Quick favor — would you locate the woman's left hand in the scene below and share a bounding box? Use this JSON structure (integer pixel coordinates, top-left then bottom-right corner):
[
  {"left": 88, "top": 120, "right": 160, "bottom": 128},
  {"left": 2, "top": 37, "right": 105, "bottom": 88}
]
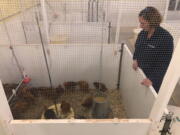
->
[{"left": 141, "top": 78, "right": 152, "bottom": 87}]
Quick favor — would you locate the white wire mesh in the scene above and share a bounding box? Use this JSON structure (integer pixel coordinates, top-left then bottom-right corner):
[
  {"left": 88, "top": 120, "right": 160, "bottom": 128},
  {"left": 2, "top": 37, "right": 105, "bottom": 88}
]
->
[{"left": 0, "top": 0, "right": 179, "bottom": 120}]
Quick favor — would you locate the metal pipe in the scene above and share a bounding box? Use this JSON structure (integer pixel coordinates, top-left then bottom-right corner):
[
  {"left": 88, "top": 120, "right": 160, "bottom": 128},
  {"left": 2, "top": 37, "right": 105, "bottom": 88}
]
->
[
  {"left": 35, "top": 12, "right": 58, "bottom": 114},
  {"left": 92, "top": 0, "right": 94, "bottom": 22},
  {"left": 8, "top": 79, "right": 24, "bottom": 102},
  {"left": 97, "top": 0, "right": 99, "bottom": 22},
  {"left": 108, "top": 22, "right": 111, "bottom": 44},
  {"left": 21, "top": 22, "right": 28, "bottom": 44},
  {"left": 117, "top": 43, "right": 124, "bottom": 89},
  {"left": 88, "top": 0, "right": 90, "bottom": 22},
  {"left": 40, "top": 0, "right": 50, "bottom": 43},
  {"left": 35, "top": 12, "right": 53, "bottom": 89}
]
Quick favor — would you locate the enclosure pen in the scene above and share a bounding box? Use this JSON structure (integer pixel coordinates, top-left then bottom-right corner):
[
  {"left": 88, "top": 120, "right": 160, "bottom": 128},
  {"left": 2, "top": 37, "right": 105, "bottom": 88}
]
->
[{"left": 0, "top": 0, "right": 180, "bottom": 135}]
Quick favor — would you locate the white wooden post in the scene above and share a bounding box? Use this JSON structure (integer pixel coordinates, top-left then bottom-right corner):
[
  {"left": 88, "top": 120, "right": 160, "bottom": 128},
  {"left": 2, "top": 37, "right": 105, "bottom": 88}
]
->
[
  {"left": 40, "top": 0, "right": 50, "bottom": 43},
  {"left": 163, "top": 0, "right": 170, "bottom": 22},
  {"left": 115, "top": 9, "right": 122, "bottom": 44},
  {"left": 0, "top": 80, "right": 13, "bottom": 135},
  {"left": 149, "top": 39, "right": 180, "bottom": 121}
]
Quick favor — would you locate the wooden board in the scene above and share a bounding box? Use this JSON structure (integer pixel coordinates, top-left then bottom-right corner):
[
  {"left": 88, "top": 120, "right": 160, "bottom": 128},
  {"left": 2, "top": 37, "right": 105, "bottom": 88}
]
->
[
  {"left": 120, "top": 45, "right": 157, "bottom": 118},
  {"left": 11, "top": 119, "right": 151, "bottom": 135}
]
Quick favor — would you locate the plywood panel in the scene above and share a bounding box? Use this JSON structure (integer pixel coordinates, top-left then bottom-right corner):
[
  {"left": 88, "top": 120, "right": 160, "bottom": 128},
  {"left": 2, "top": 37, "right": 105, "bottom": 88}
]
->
[
  {"left": 0, "top": 46, "right": 21, "bottom": 84},
  {"left": 120, "top": 45, "right": 157, "bottom": 118},
  {"left": 11, "top": 119, "right": 151, "bottom": 135},
  {"left": 0, "top": 44, "right": 119, "bottom": 88},
  {"left": 0, "top": 0, "right": 38, "bottom": 20},
  {"left": 47, "top": 44, "right": 119, "bottom": 88},
  {"left": 49, "top": 22, "right": 109, "bottom": 44},
  {"left": 0, "top": 81, "right": 13, "bottom": 135},
  {"left": 13, "top": 45, "right": 50, "bottom": 87}
]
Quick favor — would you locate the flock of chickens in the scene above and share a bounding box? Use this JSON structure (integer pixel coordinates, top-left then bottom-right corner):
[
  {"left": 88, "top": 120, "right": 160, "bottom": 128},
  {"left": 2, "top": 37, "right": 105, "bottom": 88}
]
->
[{"left": 4, "top": 81, "right": 108, "bottom": 119}]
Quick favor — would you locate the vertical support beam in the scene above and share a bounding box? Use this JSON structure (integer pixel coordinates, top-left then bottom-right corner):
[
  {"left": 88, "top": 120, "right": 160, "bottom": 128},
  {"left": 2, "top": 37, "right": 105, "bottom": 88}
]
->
[
  {"left": 117, "top": 43, "right": 124, "bottom": 89},
  {"left": 149, "top": 39, "right": 180, "bottom": 122},
  {"left": 115, "top": 9, "right": 122, "bottom": 44},
  {"left": 163, "top": 0, "right": 170, "bottom": 22},
  {"left": 0, "top": 81, "right": 13, "bottom": 135},
  {"left": 18, "top": 0, "right": 25, "bottom": 21},
  {"left": 40, "top": 0, "right": 50, "bottom": 43}
]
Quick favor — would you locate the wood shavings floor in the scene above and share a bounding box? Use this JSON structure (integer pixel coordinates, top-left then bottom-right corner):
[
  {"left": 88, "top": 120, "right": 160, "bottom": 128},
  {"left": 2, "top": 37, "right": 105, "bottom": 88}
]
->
[{"left": 3, "top": 84, "right": 127, "bottom": 119}]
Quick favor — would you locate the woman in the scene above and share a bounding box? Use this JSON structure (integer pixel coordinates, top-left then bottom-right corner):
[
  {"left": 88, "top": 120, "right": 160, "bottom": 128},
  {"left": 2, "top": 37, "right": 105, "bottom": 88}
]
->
[{"left": 133, "top": 7, "right": 174, "bottom": 93}]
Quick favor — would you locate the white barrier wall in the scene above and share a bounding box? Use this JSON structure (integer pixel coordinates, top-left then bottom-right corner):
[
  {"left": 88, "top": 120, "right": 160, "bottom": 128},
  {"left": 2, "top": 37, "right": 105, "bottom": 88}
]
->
[
  {"left": 48, "top": 44, "right": 119, "bottom": 88},
  {"left": 0, "top": 44, "right": 157, "bottom": 118},
  {"left": 120, "top": 45, "right": 157, "bottom": 118},
  {"left": 0, "top": 46, "right": 21, "bottom": 83},
  {"left": 10, "top": 119, "right": 151, "bottom": 135},
  {"left": 0, "top": 44, "right": 120, "bottom": 88},
  {"left": 0, "top": 81, "right": 13, "bottom": 135},
  {"left": 49, "top": 22, "right": 109, "bottom": 44}
]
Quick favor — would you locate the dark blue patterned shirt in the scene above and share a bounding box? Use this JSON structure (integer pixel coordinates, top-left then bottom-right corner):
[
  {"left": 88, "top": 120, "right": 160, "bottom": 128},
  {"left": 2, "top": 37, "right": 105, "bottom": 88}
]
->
[{"left": 133, "top": 26, "right": 174, "bottom": 92}]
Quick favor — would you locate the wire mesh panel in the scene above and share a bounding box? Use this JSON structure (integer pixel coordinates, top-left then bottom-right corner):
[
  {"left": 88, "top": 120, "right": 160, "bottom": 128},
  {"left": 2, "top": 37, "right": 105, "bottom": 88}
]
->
[
  {"left": 49, "top": 22, "right": 109, "bottom": 44},
  {"left": 0, "top": 0, "right": 179, "bottom": 121}
]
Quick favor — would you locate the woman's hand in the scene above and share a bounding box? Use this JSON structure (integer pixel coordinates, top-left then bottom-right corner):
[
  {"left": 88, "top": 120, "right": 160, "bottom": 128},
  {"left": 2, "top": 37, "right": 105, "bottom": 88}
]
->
[
  {"left": 132, "top": 60, "right": 138, "bottom": 70},
  {"left": 141, "top": 78, "right": 152, "bottom": 87}
]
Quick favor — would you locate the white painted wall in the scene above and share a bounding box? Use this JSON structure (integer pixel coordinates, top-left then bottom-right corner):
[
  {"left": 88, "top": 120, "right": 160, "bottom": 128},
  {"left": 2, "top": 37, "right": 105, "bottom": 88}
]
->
[
  {"left": 106, "top": 0, "right": 148, "bottom": 27},
  {"left": 120, "top": 45, "right": 157, "bottom": 118},
  {"left": 0, "top": 81, "right": 13, "bottom": 135},
  {"left": 48, "top": 44, "right": 119, "bottom": 88},
  {"left": 10, "top": 119, "right": 151, "bottom": 135},
  {"left": 0, "top": 44, "right": 157, "bottom": 119},
  {"left": 0, "top": 0, "right": 170, "bottom": 45},
  {"left": 49, "top": 22, "right": 109, "bottom": 44},
  {"left": 147, "top": 0, "right": 168, "bottom": 16},
  {"left": 0, "top": 44, "right": 120, "bottom": 88}
]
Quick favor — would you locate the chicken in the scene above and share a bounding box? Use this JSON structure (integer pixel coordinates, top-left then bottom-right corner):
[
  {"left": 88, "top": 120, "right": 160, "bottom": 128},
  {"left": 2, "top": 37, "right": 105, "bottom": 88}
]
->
[
  {"left": 49, "top": 85, "right": 64, "bottom": 100},
  {"left": 11, "top": 100, "right": 29, "bottom": 114},
  {"left": 55, "top": 84, "right": 64, "bottom": 96},
  {"left": 78, "top": 81, "right": 89, "bottom": 92},
  {"left": 17, "top": 87, "right": 35, "bottom": 102},
  {"left": 29, "top": 87, "right": 47, "bottom": 97},
  {"left": 63, "top": 82, "right": 77, "bottom": 92},
  {"left": 61, "top": 101, "right": 71, "bottom": 114},
  {"left": 81, "top": 96, "right": 93, "bottom": 109},
  {"left": 93, "top": 82, "right": 107, "bottom": 92}
]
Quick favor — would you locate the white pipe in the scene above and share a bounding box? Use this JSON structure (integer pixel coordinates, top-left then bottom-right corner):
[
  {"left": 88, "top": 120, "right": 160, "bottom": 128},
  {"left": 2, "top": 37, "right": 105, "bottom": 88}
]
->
[
  {"left": 0, "top": 81, "right": 13, "bottom": 135},
  {"left": 149, "top": 38, "right": 180, "bottom": 122},
  {"left": 40, "top": 0, "right": 50, "bottom": 43},
  {"left": 164, "top": 0, "right": 170, "bottom": 22},
  {"left": 8, "top": 79, "right": 24, "bottom": 103},
  {"left": 115, "top": 9, "right": 122, "bottom": 44}
]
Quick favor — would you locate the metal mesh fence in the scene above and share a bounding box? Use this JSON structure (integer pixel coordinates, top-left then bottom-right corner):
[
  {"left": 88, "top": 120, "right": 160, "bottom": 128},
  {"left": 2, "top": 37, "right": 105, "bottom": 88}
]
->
[{"left": 0, "top": 0, "right": 179, "bottom": 120}]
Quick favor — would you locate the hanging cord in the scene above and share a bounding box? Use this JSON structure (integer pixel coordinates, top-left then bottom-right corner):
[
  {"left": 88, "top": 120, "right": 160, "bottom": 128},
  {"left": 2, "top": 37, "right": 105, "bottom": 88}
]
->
[
  {"left": 35, "top": 12, "right": 58, "bottom": 115},
  {"left": 97, "top": 0, "right": 105, "bottom": 95}
]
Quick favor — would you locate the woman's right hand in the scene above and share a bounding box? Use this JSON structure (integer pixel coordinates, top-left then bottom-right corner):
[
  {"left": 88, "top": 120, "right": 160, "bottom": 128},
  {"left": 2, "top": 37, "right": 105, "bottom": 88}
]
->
[{"left": 132, "top": 60, "right": 138, "bottom": 70}]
